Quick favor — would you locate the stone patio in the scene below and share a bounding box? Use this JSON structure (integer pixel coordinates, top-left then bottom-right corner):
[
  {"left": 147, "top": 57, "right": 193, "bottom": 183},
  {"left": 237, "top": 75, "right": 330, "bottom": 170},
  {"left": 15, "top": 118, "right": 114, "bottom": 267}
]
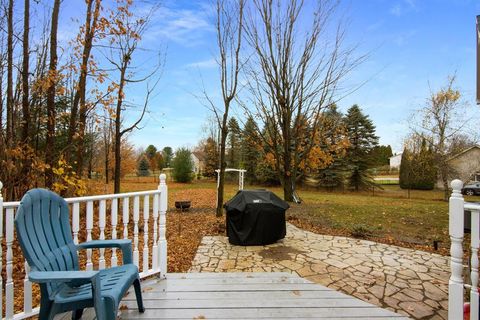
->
[{"left": 189, "top": 223, "right": 449, "bottom": 319}]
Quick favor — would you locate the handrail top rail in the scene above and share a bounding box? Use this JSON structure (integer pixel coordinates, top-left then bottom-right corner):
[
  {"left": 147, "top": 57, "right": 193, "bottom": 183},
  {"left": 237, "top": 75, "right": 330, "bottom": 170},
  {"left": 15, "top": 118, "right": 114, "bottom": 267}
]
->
[
  {"left": 1, "top": 189, "right": 162, "bottom": 209},
  {"left": 465, "top": 202, "right": 480, "bottom": 211}
]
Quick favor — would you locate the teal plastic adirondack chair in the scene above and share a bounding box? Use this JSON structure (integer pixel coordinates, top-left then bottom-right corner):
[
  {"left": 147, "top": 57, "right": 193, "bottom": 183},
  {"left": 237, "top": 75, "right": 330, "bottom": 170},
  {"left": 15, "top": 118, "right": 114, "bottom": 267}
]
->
[{"left": 15, "top": 189, "right": 145, "bottom": 320}]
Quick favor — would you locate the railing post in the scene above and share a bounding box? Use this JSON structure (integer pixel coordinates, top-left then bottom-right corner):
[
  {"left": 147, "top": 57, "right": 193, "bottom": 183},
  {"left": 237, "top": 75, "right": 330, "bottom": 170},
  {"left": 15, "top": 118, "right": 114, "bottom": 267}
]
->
[
  {"left": 152, "top": 193, "right": 159, "bottom": 272},
  {"left": 0, "top": 181, "right": 3, "bottom": 318},
  {"left": 158, "top": 174, "right": 168, "bottom": 279},
  {"left": 449, "top": 179, "right": 465, "bottom": 320},
  {"left": 471, "top": 208, "right": 480, "bottom": 320}
]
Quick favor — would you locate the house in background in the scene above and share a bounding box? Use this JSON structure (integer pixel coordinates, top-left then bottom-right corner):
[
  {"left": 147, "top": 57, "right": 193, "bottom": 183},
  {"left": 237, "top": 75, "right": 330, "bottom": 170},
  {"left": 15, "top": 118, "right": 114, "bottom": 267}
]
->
[
  {"left": 389, "top": 153, "right": 402, "bottom": 169},
  {"left": 437, "top": 145, "right": 480, "bottom": 188},
  {"left": 191, "top": 151, "right": 206, "bottom": 175}
]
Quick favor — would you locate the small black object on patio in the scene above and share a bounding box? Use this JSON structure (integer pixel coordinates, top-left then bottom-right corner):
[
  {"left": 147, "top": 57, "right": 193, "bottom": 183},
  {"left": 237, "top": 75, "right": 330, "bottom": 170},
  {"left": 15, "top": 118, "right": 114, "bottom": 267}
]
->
[{"left": 224, "top": 190, "right": 289, "bottom": 246}]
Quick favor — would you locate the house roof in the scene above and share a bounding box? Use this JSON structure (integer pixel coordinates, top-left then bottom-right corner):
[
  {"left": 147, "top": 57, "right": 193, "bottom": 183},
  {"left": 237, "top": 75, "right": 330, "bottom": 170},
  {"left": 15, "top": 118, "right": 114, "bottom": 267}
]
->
[
  {"left": 192, "top": 151, "right": 206, "bottom": 161},
  {"left": 448, "top": 145, "right": 480, "bottom": 162}
]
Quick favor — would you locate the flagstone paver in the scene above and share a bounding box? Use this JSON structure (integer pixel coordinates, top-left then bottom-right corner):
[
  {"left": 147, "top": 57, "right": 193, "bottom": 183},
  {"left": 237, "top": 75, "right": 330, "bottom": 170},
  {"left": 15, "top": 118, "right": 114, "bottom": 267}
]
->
[{"left": 189, "top": 223, "right": 449, "bottom": 319}]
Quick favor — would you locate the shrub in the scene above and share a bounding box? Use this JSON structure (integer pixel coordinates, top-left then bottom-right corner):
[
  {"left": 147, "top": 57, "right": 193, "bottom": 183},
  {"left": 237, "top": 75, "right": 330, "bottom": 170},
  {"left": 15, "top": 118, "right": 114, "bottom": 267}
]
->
[
  {"left": 350, "top": 224, "right": 375, "bottom": 238},
  {"left": 137, "top": 157, "right": 150, "bottom": 177},
  {"left": 172, "top": 148, "right": 194, "bottom": 183}
]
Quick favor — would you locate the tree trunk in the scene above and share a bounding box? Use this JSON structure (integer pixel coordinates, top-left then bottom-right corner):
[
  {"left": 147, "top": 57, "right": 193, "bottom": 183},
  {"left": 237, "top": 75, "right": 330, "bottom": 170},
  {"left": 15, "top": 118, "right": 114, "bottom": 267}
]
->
[
  {"left": 104, "top": 120, "right": 111, "bottom": 184},
  {"left": 45, "top": 0, "right": 60, "bottom": 188},
  {"left": 283, "top": 174, "right": 294, "bottom": 202},
  {"left": 6, "top": 0, "right": 14, "bottom": 148},
  {"left": 70, "top": 0, "right": 101, "bottom": 176},
  {"left": 113, "top": 64, "right": 127, "bottom": 194},
  {"left": 441, "top": 168, "right": 449, "bottom": 201},
  {"left": 282, "top": 118, "right": 294, "bottom": 202},
  {"left": 216, "top": 122, "right": 228, "bottom": 217},
  {"left": 21, "top": 0, "right": 30, "bottom": 144}
]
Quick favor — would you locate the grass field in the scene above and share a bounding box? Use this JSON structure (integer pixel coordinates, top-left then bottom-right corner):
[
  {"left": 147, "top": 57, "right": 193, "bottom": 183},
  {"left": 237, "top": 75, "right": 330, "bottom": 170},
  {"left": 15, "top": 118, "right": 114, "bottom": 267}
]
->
[{"left": 89, "top": 176, "right": 477, "bottom": 256}]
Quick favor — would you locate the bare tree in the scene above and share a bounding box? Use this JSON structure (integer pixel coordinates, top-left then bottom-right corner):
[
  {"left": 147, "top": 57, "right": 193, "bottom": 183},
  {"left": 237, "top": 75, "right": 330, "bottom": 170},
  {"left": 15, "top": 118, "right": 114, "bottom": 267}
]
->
[
  {"left": 105, "top": 2, "right": 162, "bottom": 193},
  {"left": 45, "top": 0, "right": 60, "bottom": 188},
  {"left": 203, "top": 0, "right": 244, "bottom": 216},
  {"left": 244, "top": 0, "right": 362, "bottom": 201},
  {"left": 412, "top": 75, "right": 471, "bottom": 200}
]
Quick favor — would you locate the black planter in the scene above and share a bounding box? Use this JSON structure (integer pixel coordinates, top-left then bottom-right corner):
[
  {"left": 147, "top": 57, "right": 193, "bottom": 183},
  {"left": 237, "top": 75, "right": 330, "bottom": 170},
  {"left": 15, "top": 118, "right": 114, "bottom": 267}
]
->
[{"left": 175, "top": 200, "right": 191, "bottom": 211}]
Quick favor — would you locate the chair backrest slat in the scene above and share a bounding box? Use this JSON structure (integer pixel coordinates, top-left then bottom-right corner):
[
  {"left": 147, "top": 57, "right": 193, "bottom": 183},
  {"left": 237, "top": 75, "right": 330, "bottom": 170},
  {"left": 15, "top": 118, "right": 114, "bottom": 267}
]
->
[{"left": 15, "top": 189, "right": 79, "bottom": 295}]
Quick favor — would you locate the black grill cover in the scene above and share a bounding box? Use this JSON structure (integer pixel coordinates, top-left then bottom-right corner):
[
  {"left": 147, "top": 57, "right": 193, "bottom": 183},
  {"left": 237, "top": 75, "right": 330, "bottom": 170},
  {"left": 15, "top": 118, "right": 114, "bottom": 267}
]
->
[{"left": 224, "top": 190, "right": 289, "bottom": 245}]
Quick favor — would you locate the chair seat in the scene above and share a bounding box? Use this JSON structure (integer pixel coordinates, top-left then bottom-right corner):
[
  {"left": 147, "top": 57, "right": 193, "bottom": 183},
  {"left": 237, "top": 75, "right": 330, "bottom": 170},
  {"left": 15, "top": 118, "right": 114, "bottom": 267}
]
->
[{"left": 54, "top": 264, "right": 139, "bottom": 304}]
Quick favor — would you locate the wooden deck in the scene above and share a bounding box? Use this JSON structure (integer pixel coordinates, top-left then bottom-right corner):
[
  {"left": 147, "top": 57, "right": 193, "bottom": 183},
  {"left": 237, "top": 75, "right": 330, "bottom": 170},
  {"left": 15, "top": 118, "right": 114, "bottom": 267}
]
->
[{"left": 59, "top": 272, "right": 409, "bottom": 319}]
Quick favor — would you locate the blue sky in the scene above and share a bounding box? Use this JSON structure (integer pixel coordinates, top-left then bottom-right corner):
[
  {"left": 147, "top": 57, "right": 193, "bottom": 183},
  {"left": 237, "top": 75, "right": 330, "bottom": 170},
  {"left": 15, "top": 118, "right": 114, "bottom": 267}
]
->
[{"left": 60, "top": 0, "right": 480, "bottom": 154}]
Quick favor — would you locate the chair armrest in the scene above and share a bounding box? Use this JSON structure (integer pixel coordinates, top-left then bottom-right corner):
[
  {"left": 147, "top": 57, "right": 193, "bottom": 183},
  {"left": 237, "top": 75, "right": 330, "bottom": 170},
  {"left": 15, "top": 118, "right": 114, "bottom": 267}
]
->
[
  {"left": 78, "top": 239, "right": 133, "bottom": 264},
  {"left": 29, "top": 270, "right": 99, "bottom": 284}
]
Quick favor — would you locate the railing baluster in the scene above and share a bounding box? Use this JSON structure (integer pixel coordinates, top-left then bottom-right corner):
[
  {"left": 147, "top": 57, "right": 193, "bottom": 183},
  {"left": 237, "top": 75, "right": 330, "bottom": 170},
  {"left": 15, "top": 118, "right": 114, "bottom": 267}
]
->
[
  {"left": 111, "top": 198, "right": 118, "bottom": 267},
  {"left": 472, "top": 209, "right": 480, "bottom": 320},
  {"left": 152, "top": 193, "right": 159, "bottom": 272},
  {"left": 23, "top": 261, "right": 32, "bottom": 314},
  {"left": 123, "top": 197, "right": 129, "bottom": 240},
  {"left": 72, "top": 202, "right": 80, "bottom": 245},
  {"left": 86, "top": 201, "right": 94, "bottom": 270},
  {"left": 159, "top": 174, "right": 168, "bottom": 278},
  {"left": 6, "top": 208, "right": 14, "bottom": 319},
  {"left": 143, "top": 195, "right": 150, "bottom": 272},
  {"left": 133, "top": 196, "right": 140, "bottom": 267},
  {"left": 99, "top": 200, "right": 106, "bottom": 269},
  {"left": 449, "top": 180, "right": 465, "bottom": 320}
]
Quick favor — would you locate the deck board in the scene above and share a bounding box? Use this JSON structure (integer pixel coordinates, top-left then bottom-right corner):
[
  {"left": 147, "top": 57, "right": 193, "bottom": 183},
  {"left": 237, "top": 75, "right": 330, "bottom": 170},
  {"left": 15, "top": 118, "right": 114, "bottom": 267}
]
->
[{"left": 56, "top": 272, "right": 410, "bottom": 319}]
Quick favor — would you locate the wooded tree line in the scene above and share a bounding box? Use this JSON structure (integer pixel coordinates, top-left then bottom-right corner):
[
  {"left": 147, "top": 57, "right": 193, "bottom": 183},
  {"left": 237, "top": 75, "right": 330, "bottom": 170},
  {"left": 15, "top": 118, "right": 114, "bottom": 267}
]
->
[
  {"left": 199, "top": 104, "right": 390, "bottom": 191},
  {"left": 0, "top": 0, "right": 161, "bottom": 200},
  {"left": 136, "top": 145, "right": 173, "bottom": 176}
]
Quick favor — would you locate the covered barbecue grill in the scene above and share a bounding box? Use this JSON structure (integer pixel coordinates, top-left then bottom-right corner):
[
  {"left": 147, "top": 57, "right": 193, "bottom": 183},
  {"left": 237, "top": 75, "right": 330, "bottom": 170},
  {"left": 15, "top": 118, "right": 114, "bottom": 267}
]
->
[{"left": 224, "top": 190, "right": 289, "bottom": 245}]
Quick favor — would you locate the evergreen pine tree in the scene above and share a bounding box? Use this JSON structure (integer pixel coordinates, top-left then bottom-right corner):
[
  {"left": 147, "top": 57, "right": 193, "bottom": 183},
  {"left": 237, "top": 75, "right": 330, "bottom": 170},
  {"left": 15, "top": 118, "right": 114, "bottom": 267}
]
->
[
  {"left": 172, "top": 148, "right": 194, "bottom": 183},
  {"left": 371, "top": 145, "right": 393, "bottom": 166},
  {"left": 145, "top": 144, "right": 158, "bottom": 171},
  {"left": 203, "top": 137, "right": 218, "bottom": 177},
  {"left": 227, "top": 117, "right": 242, "bottom": 168},
  {"left": 315, "top": 105, "right": 348, "bottom": 189},
  {"left": 399, "top": 148, "right": 412, "bottom": 189},
  {"left": 162, "top": 147, "right": 173, "bottom": 168},
  {"left": 242, "top": 116, "right": 261, "bottom": 183},
  {"left": 137, "top": 157, "right": 150, "bottom": 176},
  {"left": 256, "top": 118, "right": 280, "bottom": 185},
  {"left": 344, "top": 104, "right": 379, "bottom": 191},
  {"left": 412, "top": 138, "right": 436, "bottom": 189}
]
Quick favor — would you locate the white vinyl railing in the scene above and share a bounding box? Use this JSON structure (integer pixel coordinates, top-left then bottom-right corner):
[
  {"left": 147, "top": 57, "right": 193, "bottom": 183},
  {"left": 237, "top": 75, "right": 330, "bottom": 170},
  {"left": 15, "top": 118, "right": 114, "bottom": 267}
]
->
[
  {"left": 449, "top": 179, "right": 478, "bottom": 319},
  {"left": 0, "top": 174, "right": 168, "bottom": 320}
]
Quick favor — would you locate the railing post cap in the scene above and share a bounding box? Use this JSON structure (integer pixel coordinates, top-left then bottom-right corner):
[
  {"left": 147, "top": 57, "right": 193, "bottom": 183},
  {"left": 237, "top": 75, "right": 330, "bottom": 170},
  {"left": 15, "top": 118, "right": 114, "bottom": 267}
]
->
[
  {"left": 160, "top": 174, "right": 166, "bottom": 181},
  {"left": 451, "top": 179, "right": 463, "bottom": 191}
]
